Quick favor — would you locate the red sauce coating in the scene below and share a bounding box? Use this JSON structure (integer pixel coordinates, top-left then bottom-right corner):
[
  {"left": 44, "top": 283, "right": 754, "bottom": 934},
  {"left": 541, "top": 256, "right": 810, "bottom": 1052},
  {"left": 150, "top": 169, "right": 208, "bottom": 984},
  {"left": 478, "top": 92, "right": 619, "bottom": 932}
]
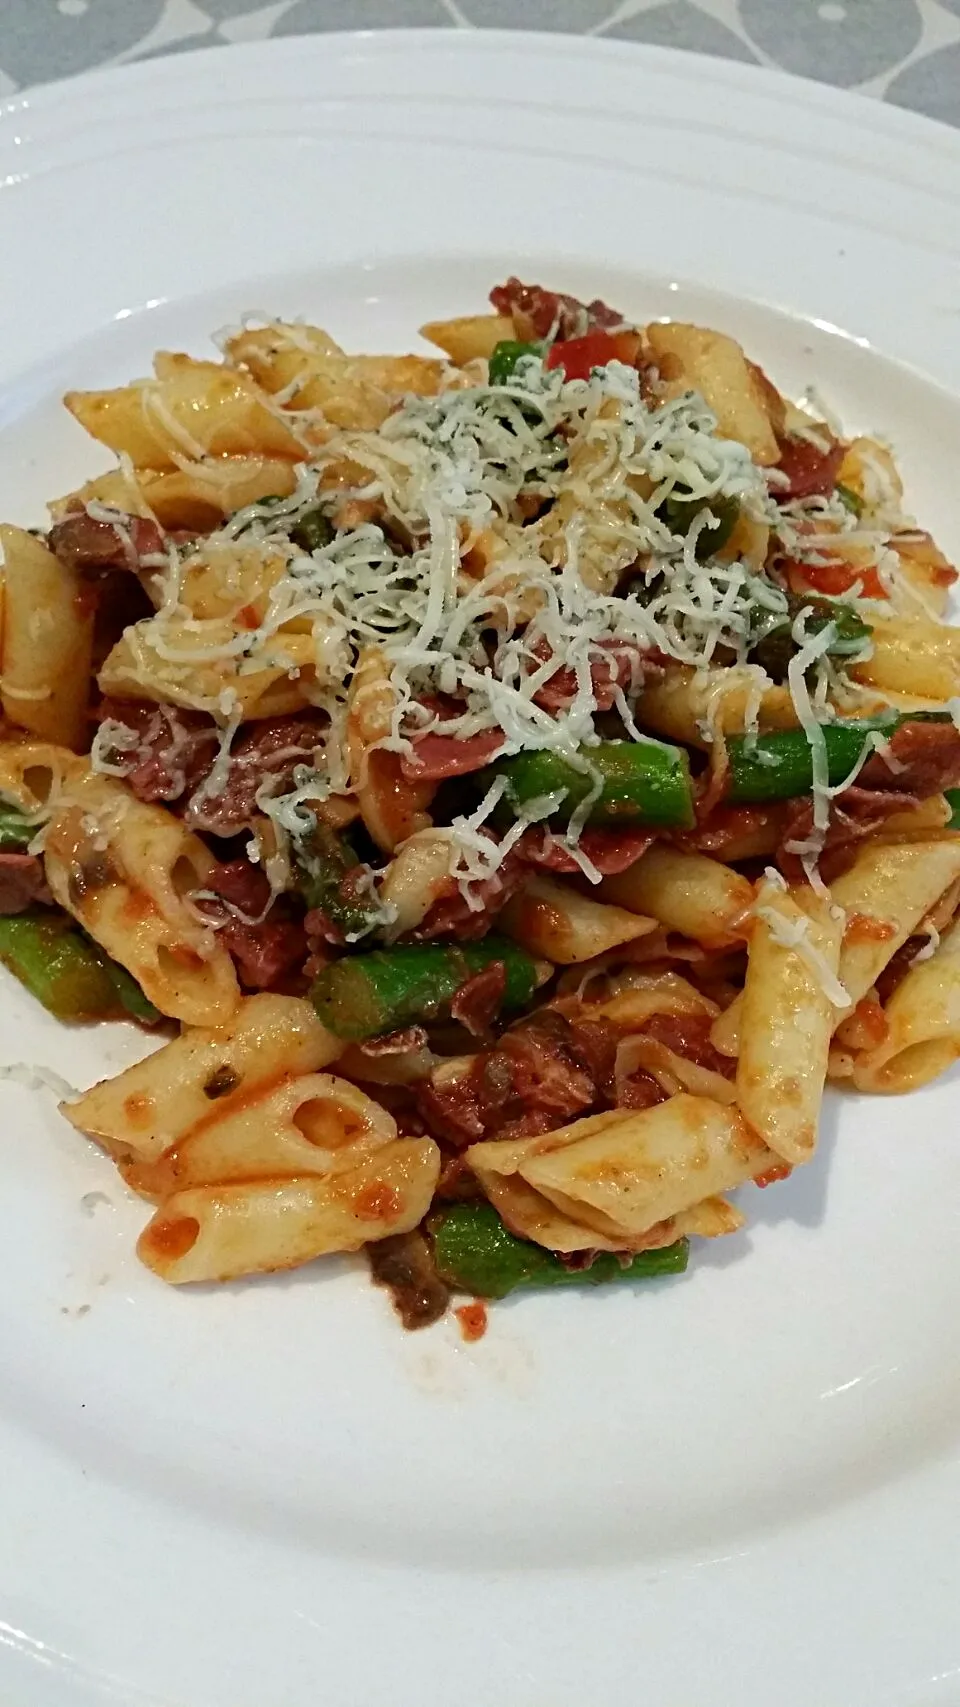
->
[{"left": 455, "top": 1301, "right": 488, "bottom": 1342}]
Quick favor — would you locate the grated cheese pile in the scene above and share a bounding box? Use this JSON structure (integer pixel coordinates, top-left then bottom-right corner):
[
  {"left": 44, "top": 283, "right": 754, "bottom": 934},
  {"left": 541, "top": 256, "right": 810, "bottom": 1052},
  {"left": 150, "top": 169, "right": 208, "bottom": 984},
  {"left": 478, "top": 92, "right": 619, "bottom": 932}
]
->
[{"left": 86, "top": 345, "right": 921, "bottom": 914}]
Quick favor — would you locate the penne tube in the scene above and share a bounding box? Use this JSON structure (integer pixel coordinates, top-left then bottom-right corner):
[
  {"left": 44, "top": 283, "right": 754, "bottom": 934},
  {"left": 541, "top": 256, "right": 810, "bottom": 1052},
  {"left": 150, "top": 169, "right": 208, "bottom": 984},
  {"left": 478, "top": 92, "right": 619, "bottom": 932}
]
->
[
  {"left": 137, "top": 1138, "right": 441, "bottom": 1283},
  {"left": 469, "top": 1096, "right": 774, "bottom": 1243},
  {"left": 474, "top": 1169, "right": 633, "bottom": 1254},
  {"left": 833, "top": 993, "right": 888, "bottom": 1053},
  {"left": 177, "top": 543, "right": 288, "bottom": 623},
  {"left": 0, "top": 525, "right": 95, "bottom": 750},
  {"left": 713, "top": 839, "right": 960, "bottom": 1058},
  {"left": 613, "top": 1033, "right": 738, "bottom": 1104},
  {"left": 62, "top": 993, "right": 342, "bottom": 1163},
  {"left": 600, "top": 845, "right": 753, "bottom": 948},
  {"left": 836, "top": 436, "right": 902, "bottom": 513},
  {"left": 852, "top": 918, "right": 960, "bottom": 1092},
  {"left": 141, "top": 1073, "right": 398, "bottom": 1197},
  {"left": 419, "top": 314, "right": 515, "bottom": 365},
  {"left": 709, "top": 998, "right": 743, "bottom": 1058},
  {"left": 500, "top": 874, "right": 657, "bottom": 963},
  {"left": 830, "top": 839, "right": 960, "bottom": 1010},
  {"left": 43, "top": 770, "right": 239, "bottom": 1026},
  {"left": 521, "top": 1097, "right": 773, "bottom": 1238},
  {"left": 226, "top": 325, "right": 445, "bottom": 430},
  {"left": 689, "top": 802, "right": 788, "bottom": 862},
  {"left": 736, "top": 880, "right": 846, "bottom": 1163},
  {"left": 891, "top": 531, "right": 956, "bottom": 620},
  {"left": 378, "top": 831, "right": 458, "bottom": 938},
  {"left": 0, "top": 739, "right": 82, "bottom": 814},
  {"left": 851, "top": 615, "right": 960, "bottom": 700},
  {"left": 98, "top": 614, "right": 332, "bottom": 720},
  {"left": 346, "top": 645, "right": 433, "bottom": 852},
  {"left": 50, "top": 458, "right": 299, "bottom": 535},
  {"left": 554, "top": 971, "right": 719, "bottom": 1032},
  {"left": 537, "top": 398, "right": 655, "bottom": 595},
  {"left": 135, "top": 458, "right": 298, "bottom": 532},
  {"left": 49, "top": 468, "right": 156, "bottom": 524},
  {"left": 65, "top": 361, "right": 303, "bottom": 469},
  {"left": 645, "top": 323, "right": 780, "bottom": 463},
  {"left": 468, "top": 1119, "right": 646, "bottom": 1247},
  {"left": 640, "top": 664, "right": 798, "bottom": 749},
  {"left": 870, "top": 795, "right": 951, "bottom": 840},
  {"left": 477, "top": 1165, "right": 741, "bottom": 1254}
]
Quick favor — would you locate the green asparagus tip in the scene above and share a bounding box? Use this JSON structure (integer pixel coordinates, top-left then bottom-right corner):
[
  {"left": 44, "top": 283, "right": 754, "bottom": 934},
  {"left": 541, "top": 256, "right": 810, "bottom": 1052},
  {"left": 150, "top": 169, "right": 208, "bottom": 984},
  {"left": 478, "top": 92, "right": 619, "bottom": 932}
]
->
[{"left": 430, "top": 1201, "right": 689, "bottom": 1300}]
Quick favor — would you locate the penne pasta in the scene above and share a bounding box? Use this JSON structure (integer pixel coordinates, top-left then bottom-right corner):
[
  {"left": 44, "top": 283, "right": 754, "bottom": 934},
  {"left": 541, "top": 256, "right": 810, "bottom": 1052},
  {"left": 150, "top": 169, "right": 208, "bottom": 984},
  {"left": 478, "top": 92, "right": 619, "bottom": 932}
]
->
[
  {"left": 98, "top": 614, "right": 331, "bottom": 718},
  {"left": 62, "top": 993, "right": 342, "bottom": 1163},
  {"left": 557, "top": 971, "right": 719, "bottom": 1031},
  {"left": 500, "top": 874, "right": 657, "bottom": 963},
  {"left": 640, "top": 664, "right": 798, "bottom": 749},
  {"left": 378, "top": 831, "right": 458, "bottom": 937},
  {"left": 891, "top": 531, "right": 956, "bottom": 619},
  {"left": 225, "top": 323, "right": 446, "bottom": 431},
  {"left": 852, "top": 918, "right": 960, "bottom": 1093},
  {"left": 43, "top": 770, "right": 240, "bottom": 1026},
  {"left": 852, "top": 615, "right": 960, "bottom": 699},
  {"left": 477, "top": 1163, "right": 741, "bottom": 1253},
  {"left": 0, "top": 525, "right": 95, "bottom": 750},
  {"left": 137, "top": 1138, "right": 441, "bottom": 1283},
  {"left": 736, "top": 879, "right": 845, "bottom": 1163},
  {"left": 830, "top": 839, "right": 960, "bottom": 1011},
  {"left": 0, "top": 738, "right": 83, "bottom": 814},
  {"left": 65, "top": 361, "right": 304, "bottom": 469},
  {"left": 600, "top": 845, "right": 753, "bottom": 948},
  {"left": 645, "top": 322, "right": 780, "bottom": 464},
  {"left": 346, "top": 645, "right": 433, "bottom": 852},
  {"left": 51, "top": 458, "right": 299, "bottom": 535},
  {"left": 420, "top": 314, "right": 515, "bottom": 365},
  {"left": 537, "top": 397, "right": 654, "bottom": 595},
  {"left": 139, "top": 1072, "right": 399, "bottom": 1197},
  {"left": 713, "top": 839, "right": 960, "bottom": 1059},
  {"left": 469, "top": 1096, "right": 774, "bottom": 1242}
]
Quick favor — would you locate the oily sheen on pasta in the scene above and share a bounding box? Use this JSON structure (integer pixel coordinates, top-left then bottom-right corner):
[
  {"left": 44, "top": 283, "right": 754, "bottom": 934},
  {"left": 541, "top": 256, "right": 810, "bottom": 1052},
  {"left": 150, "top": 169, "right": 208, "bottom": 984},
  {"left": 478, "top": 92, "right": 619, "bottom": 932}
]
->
[{"left": 1, "top": 273, "right": 959, "bottom": 1330}]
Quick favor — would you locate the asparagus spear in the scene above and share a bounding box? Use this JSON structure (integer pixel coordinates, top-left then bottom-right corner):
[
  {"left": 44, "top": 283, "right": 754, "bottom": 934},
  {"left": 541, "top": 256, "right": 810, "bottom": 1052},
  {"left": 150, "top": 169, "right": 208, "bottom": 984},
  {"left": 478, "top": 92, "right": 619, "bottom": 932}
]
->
[
  {"left": 310, "top": 938, "right": 542, "bottom": 1041},
  {"left": 484, "top": 740, "right": 695, "bottom": 830},
  {"left": 661, "top": 491, "right": 740, "bottom": 560},
  {"left": 0, "top": 911, "right": 160, "bottom": 1024},
  {"left": 0, "top": 807, "right": 35, "bottom": 853},
  {"left": 289, "top": 506, "right": 334, "bottom": 554},
  {"left": 835, "top": 483, "right": 864, "bottom": 517},
  {"left": 487, "top": 339, "right": 545, "bottom": 384},
  {"left": 726, "top": 712, "right": 953, "bottom": 806},
  {"left": 430, "top": 1202, "right": 688, "bottom": 1299},
  {"left": 293, "top": 824, "right": 381, "bottom": 942},
  {"left": 749, "top": 594, "right": 871, "bottom": 683},
  {"left": 104, "top": 960, "right": 163, "bottom": 1025}
]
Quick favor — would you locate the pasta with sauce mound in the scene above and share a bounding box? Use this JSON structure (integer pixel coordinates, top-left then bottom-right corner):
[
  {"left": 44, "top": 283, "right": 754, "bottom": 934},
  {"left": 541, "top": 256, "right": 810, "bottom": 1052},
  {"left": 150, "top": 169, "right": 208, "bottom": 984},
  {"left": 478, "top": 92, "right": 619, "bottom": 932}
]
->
[{"left": 0, "top": 275, "right": 959, "bottom": 1329}]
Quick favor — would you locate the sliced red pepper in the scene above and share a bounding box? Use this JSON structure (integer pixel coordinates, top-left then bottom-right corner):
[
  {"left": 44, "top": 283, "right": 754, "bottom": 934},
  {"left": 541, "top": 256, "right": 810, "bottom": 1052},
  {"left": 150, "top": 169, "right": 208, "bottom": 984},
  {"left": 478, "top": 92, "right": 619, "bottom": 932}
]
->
[
  {"left": 774, "top": 435, "right": 844, "bottom": 501},
  {"left": 785, "top": 557, "right": 888, "bottom": 601},
  {"left": 545, "top": 328, "right": 640, "bottom": 383}
]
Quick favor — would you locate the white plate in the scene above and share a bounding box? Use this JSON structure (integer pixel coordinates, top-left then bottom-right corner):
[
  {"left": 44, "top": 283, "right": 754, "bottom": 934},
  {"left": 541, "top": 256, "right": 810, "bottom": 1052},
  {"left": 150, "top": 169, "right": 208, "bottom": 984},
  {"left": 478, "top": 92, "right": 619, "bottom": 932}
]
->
[{"left": 1, "top": 29, "right": 959, "bottom": 1707}]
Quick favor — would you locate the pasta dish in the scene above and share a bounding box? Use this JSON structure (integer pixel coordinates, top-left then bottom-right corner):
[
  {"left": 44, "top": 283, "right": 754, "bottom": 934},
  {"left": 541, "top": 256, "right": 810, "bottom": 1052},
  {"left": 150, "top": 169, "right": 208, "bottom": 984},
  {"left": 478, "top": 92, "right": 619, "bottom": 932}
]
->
[{"left": 2, "top": 277, "right": 959, "bottom": 1331}]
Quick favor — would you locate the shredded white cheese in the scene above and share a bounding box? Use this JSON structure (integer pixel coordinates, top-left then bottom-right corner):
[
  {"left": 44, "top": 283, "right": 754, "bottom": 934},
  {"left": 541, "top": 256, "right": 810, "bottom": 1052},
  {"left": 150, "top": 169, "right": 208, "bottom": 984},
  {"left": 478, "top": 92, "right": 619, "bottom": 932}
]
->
[{"left": 753, "top": 904, "right": 852, "bottom": 1009}]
